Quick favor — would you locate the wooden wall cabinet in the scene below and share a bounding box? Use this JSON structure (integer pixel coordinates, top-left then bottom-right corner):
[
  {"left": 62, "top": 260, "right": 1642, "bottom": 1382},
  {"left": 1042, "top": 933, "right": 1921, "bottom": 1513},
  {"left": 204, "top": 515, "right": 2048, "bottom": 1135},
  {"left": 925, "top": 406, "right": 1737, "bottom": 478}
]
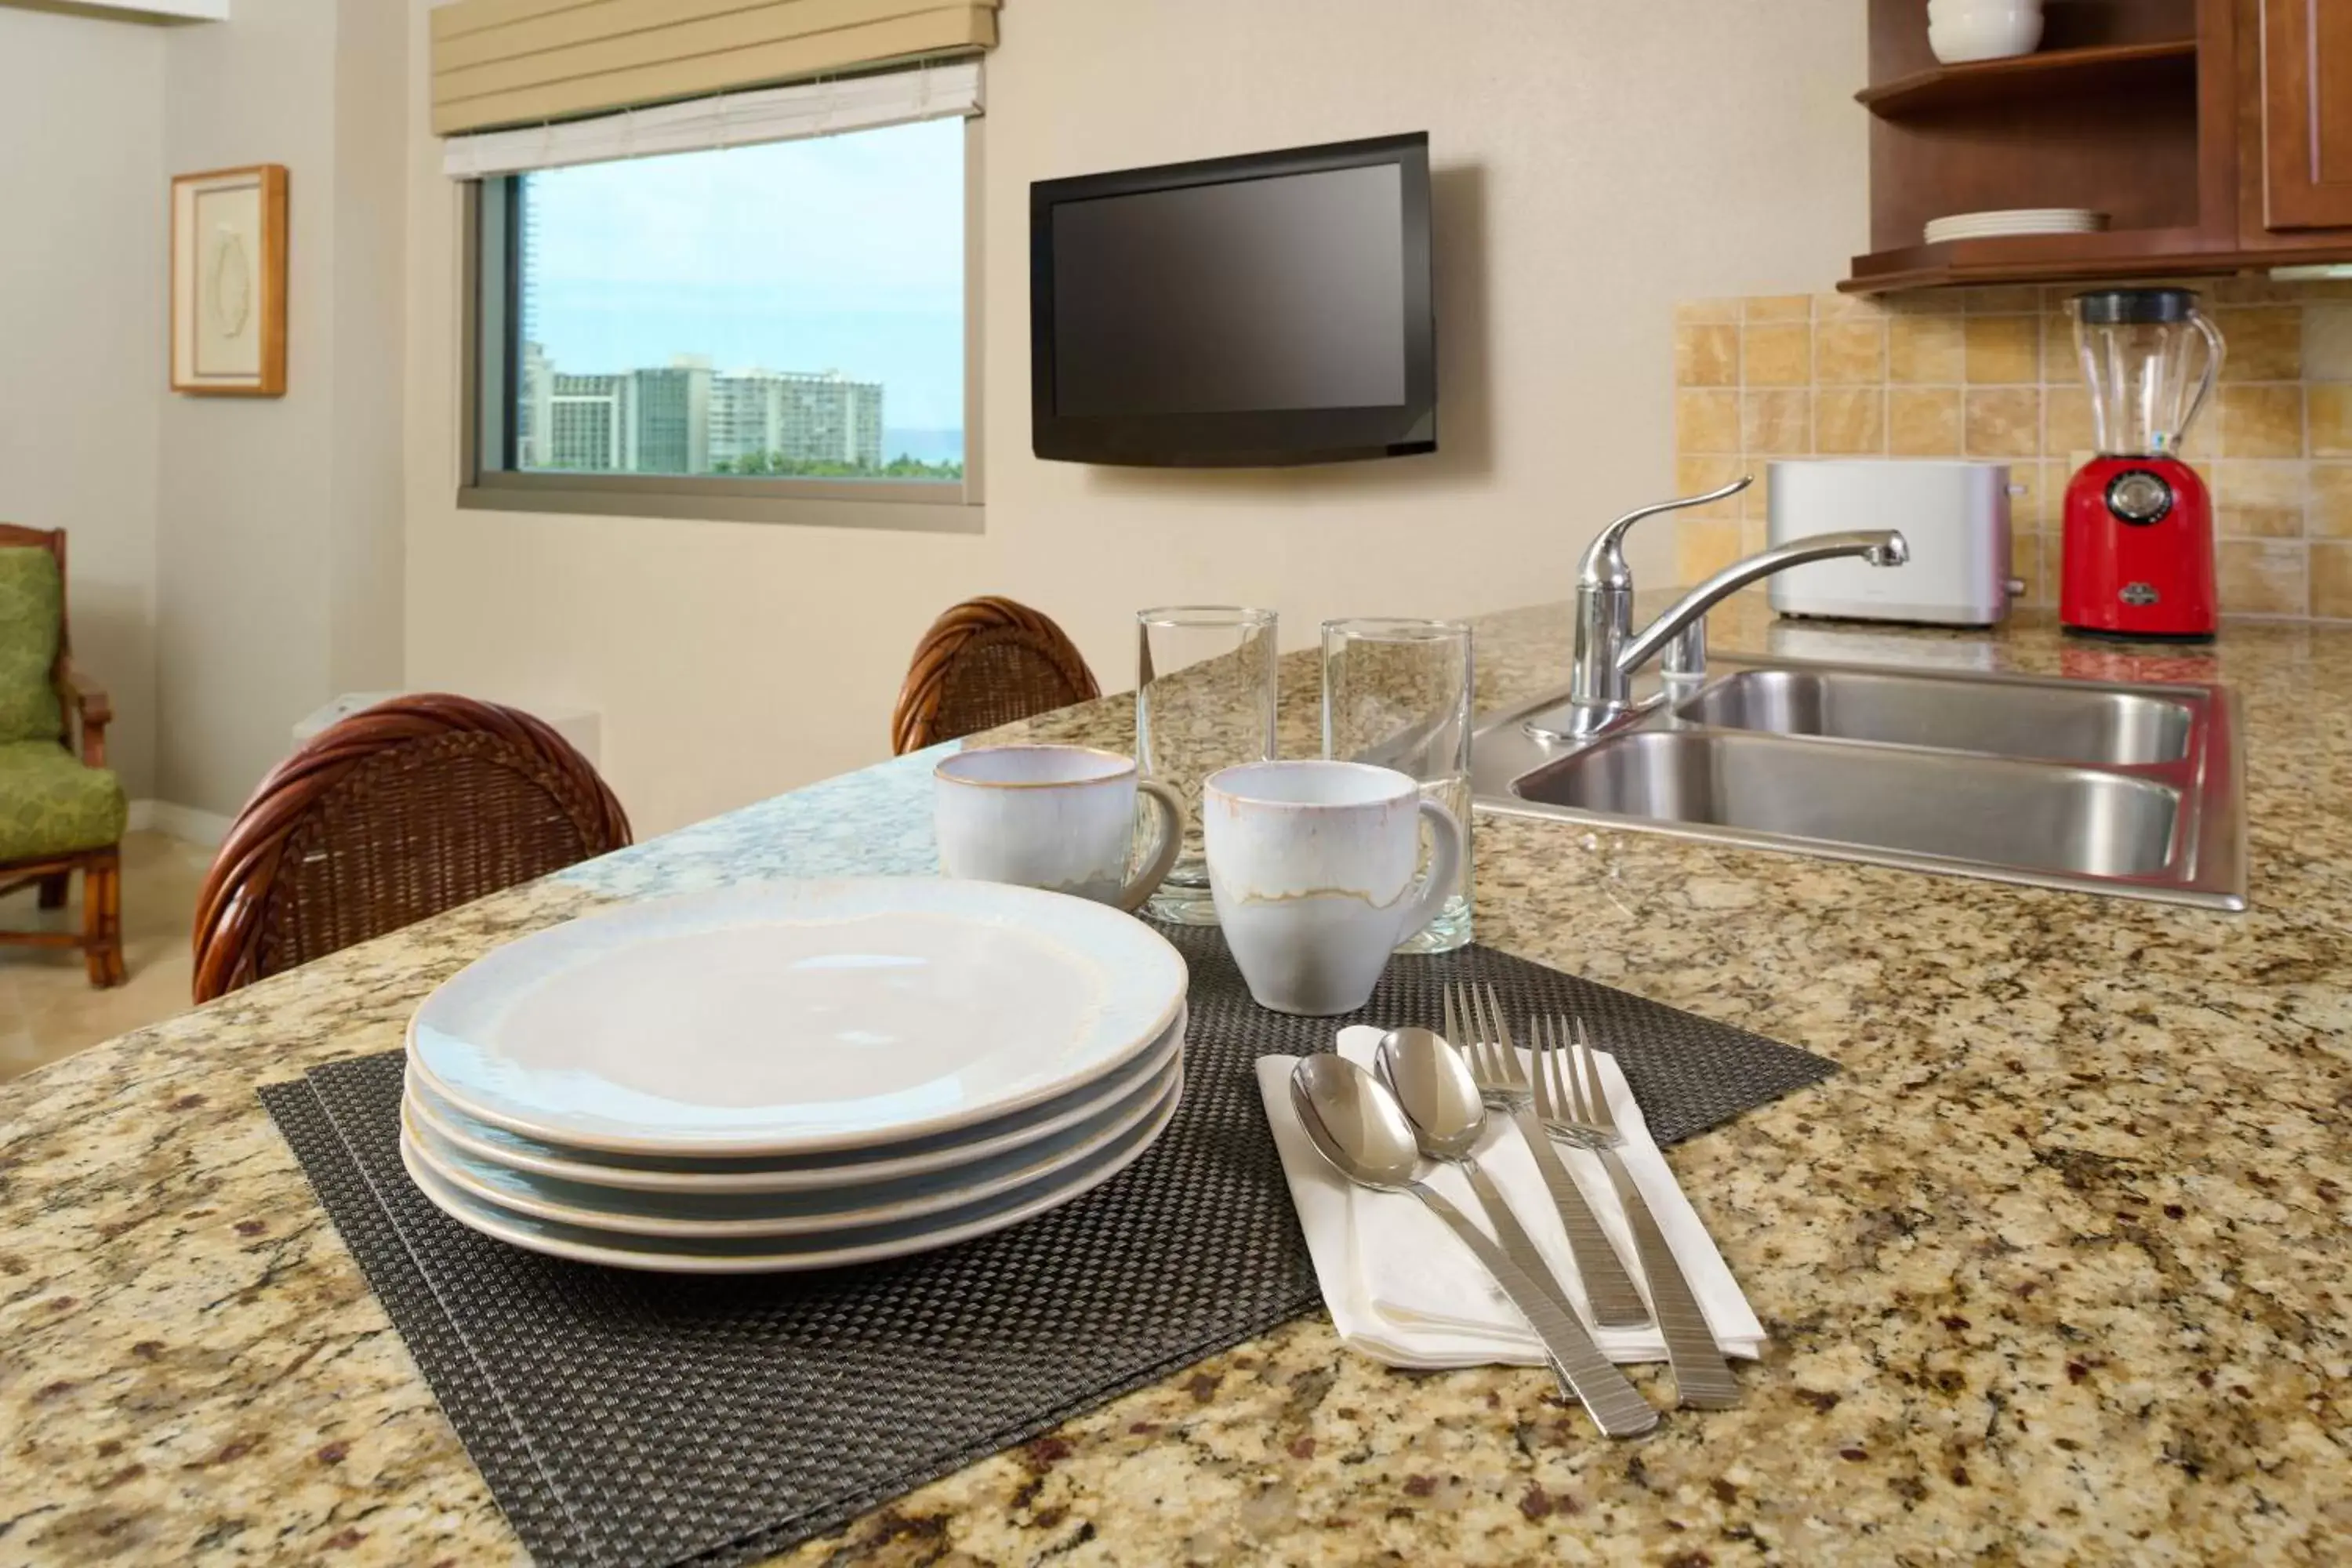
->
[
  {"left": 2259, "top": 0, "right": 2352, "bottom": 230},
  {"left": 1846, "top": 0, "right": 2352, "bottom": 290}
]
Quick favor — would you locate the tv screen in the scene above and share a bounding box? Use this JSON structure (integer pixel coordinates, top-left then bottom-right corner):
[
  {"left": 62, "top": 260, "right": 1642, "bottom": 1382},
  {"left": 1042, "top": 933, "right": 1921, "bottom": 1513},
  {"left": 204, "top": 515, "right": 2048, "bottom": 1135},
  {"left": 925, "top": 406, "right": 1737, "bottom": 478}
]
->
[{"left": 1030, "top": 133, "right": 1434, "bottom": 466}]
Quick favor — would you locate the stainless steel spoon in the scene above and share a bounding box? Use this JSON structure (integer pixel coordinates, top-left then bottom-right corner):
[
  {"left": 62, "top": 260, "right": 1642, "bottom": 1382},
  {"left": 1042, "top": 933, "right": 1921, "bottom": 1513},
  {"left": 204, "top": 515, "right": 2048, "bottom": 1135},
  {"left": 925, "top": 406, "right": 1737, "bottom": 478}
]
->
[
  {"left": 1374, "top": 1027, "right": 1583, "bottom": 1321},
  {"left": 1288, "top": 1054, "right": 1658, "bottom": 1439}
]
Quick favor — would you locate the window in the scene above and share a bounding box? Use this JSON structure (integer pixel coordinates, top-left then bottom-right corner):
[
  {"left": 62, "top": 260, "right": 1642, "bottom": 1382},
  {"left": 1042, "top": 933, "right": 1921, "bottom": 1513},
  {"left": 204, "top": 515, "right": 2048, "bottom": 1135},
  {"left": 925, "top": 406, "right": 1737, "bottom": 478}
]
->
[{"left": 464, "top": 113, "right": 978, "bottom": 528}]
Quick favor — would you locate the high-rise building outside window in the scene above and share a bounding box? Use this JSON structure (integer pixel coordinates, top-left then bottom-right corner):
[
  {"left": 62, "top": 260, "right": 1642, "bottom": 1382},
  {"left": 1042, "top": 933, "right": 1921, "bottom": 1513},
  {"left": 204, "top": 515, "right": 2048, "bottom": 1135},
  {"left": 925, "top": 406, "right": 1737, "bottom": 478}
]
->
[{"left": 470, "top": 109, "right": 971, "bottom": 521}]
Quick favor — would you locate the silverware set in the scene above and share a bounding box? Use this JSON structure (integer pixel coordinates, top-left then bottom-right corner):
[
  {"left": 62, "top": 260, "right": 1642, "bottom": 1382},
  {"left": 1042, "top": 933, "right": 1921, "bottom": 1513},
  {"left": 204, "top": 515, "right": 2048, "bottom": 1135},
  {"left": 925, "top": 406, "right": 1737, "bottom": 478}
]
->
[
  {"left": 1287, "top": 982, "right": 1741, "bottom": 1438},
  {"left": 1447, "top": 985, "right": 1650, "bottom": 1329},
  {"left": 1536, "top": 1015, "right": 1741, "bottom": 1410}
]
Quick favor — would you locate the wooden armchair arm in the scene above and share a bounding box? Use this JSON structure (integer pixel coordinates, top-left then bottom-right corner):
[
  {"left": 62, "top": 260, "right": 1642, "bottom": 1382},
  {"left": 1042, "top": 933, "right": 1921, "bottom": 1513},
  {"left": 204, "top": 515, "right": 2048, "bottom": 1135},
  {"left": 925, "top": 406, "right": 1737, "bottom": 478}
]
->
[{"left": 60, "top": 659, "right": 111, "bottom": 768}]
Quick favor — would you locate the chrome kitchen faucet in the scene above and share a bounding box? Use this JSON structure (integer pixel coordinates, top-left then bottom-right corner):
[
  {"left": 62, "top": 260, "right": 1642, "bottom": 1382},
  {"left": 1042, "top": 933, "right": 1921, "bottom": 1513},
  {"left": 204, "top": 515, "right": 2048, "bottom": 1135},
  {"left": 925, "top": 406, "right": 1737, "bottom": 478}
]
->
[{"left": 1530, "top": 474, "right": 1908, "bottom": 742}]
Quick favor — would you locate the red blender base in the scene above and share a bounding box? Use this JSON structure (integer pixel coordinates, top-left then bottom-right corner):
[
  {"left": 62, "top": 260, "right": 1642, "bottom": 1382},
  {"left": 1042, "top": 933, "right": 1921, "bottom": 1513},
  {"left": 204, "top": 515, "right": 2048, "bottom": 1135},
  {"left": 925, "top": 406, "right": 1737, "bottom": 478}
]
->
[{"left": 2060, "top": 456, "right": 2216, "bottom": 641}]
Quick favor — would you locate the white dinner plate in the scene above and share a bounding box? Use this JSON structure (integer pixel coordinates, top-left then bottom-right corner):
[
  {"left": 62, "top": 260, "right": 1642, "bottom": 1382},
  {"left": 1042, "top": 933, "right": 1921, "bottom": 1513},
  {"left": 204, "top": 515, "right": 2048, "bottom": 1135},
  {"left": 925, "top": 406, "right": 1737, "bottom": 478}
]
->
[
  {"left": 399, "top": 1062, "right": 1184, "bottom": 1273},
  {"left": 1926, "top": 227, "right": 2104, "bottom": 243},
  {"left": 1926, "top": 207, "right": 2104, "bottom": 225},
  {"left": 407, "top": 878, "right": 1188, "bottom": 1158},
  {"left": 401, "top": 1007, "right": 1186, "bottom": 1196},
  {"left": 1926, "top": 214, "right": 2103, "bottom": 226},
  {"left": 1926, "top": 224, "right": 2103, "bottom": 238},
  {"left": 1929, "top": 208, "right": 2103, "bottom": 220},
  {"left": 402, "top": 1051, "right": 1182, "bottom": 1238},
  {"left": 1925, "top": 223, "right": 2103, "bottom": 240},
  {"left": 1924, "top": 208, "right": 2107, "bottom": 243}
]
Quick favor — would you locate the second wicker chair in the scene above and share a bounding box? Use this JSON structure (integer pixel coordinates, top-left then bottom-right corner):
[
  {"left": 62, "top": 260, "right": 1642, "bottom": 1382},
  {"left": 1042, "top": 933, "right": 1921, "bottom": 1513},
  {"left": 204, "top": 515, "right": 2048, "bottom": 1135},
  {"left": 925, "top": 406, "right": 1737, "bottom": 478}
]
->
[
  {"left": 891, "top": 596, "right": 1101, "bottom": 754},
  {"left": 192, "top": 695, "right": 630, "bottom": 1003}
]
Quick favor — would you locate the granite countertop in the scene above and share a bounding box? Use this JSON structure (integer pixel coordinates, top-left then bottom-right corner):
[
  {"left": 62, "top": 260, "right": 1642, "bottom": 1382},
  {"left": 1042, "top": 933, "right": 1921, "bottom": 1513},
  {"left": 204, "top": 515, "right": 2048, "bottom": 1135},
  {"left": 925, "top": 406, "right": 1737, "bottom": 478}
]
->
[{"left": 2, "top": 598, "right": 2346, "bottom": 1566}]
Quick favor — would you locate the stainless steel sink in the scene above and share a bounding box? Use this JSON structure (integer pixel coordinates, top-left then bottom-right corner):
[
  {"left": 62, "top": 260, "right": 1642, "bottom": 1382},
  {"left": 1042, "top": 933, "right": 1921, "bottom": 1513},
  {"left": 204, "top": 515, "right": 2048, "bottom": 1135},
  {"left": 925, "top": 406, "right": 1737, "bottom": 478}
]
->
[
  {"left": 1473, "top": 655, "right": 2245, "bottom": 909},
  {"left": 1515, "top": 730, "right": 2181, "bottom": 878},
  {"left": 1671, "top": 667, "right": 2194, "bottom": 767}
]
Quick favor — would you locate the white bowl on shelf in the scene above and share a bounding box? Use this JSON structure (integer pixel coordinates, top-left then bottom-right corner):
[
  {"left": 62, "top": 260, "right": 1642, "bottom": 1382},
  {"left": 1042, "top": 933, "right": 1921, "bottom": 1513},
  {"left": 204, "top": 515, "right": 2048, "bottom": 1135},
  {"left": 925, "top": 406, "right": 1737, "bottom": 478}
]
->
[{"left": 1927, "top": 1, "right": 2044, "bottom": 64}]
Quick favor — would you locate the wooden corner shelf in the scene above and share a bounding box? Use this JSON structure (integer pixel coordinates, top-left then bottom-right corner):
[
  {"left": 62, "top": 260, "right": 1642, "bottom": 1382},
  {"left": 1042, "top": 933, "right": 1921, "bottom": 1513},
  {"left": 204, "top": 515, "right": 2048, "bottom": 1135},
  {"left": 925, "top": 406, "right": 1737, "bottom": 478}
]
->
[
  {"left": 1847, "top": 1, "right": 2352, "bottom": 296},
  {"left": 1842, "top": 226, "right": 2243, "bottom": 293},
  {"left": 1857, "top": 39, "right": 2198, "bottom": 118}
]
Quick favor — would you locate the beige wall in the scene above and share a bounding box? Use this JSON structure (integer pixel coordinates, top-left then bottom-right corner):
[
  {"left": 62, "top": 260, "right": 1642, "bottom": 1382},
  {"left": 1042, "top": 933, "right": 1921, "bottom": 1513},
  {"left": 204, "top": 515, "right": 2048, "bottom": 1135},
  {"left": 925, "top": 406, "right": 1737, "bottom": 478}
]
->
[
  {"left": 405, "top": 0, "right": 1869, "bottom": 836},
  {"left": 328, "top": 0, "right": 412, "bottom": 698},
  {"left": 158, "top": 0, "right": 408, "bottom": 815},
  {"left": 0, "top": 6, "right": 165, "bottom": 796},
  {"left": 0, "top": 0, "right": 405, "bottom": 821}
]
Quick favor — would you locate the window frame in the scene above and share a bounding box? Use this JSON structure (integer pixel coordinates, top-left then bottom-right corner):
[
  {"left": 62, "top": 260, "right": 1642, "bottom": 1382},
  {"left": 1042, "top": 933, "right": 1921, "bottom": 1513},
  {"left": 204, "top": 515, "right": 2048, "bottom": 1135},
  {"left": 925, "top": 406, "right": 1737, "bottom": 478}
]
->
[{"left": 456, "top": 115, "right": 984, "bottom": 535}]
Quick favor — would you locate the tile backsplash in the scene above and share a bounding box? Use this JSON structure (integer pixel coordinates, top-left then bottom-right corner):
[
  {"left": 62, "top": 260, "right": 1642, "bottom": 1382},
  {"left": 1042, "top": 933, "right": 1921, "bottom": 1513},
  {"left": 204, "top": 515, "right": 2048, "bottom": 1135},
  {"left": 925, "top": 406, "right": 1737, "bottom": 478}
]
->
[{"left": 1671, "top": 281, "right": 2352, "bottom": 621}]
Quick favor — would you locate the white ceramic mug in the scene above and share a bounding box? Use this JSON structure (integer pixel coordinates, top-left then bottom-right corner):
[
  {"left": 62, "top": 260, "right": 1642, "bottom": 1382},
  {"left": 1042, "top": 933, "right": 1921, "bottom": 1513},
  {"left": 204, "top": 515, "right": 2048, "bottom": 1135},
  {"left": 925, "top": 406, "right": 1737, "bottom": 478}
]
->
[
  {"left": 935, "top": 745, "right": 1185, "bottom": 913},
  {"left": 1203, "top": 760, "right": 1466, "bottom": 1016}
]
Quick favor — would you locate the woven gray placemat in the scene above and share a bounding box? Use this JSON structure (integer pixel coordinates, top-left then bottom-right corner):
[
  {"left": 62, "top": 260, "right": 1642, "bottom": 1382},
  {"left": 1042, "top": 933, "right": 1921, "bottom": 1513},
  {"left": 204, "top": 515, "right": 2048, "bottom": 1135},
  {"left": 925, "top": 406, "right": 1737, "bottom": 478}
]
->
[
  {"left": 262, "top": 927, "right": 1833, "bottom": 1568},
  {"left": 261, "top": 1077, "right": 604, "bottom": 1560}
]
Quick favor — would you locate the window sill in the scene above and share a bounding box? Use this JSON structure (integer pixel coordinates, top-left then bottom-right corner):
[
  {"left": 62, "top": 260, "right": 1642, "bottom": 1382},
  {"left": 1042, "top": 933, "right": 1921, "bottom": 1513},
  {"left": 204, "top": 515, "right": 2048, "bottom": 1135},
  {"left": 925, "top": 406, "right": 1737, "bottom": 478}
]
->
[{"left": 457, "top": 478, "right": 984, "bottom": 534}]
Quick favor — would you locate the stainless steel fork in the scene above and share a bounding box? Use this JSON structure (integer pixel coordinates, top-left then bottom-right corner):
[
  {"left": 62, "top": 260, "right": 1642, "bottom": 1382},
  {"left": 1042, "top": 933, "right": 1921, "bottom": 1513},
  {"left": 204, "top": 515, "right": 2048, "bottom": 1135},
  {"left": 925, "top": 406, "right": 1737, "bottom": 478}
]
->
[
  {"left": 1536, "top": 1016, "right": 1742, "bottom": 1410},
  {"left": 1444, "top": 983, "right": 1650, "bottom": 1329}
]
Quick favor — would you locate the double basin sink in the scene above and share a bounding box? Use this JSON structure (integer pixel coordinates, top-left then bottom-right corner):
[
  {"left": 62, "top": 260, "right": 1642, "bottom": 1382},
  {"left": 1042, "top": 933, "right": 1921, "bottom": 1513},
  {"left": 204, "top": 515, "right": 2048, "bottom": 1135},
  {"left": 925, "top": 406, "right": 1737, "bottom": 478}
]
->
[{"left": 1471, "top": 657, "right": 2245, "bottom": 909}]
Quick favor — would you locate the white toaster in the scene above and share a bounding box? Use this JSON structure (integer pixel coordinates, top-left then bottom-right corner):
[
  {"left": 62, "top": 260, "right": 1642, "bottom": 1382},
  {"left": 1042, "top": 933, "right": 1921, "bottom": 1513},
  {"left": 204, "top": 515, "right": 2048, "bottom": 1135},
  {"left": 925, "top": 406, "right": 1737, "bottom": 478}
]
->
[{"left": 1765, "top": 459, "right": 2017, "bottom": 626}]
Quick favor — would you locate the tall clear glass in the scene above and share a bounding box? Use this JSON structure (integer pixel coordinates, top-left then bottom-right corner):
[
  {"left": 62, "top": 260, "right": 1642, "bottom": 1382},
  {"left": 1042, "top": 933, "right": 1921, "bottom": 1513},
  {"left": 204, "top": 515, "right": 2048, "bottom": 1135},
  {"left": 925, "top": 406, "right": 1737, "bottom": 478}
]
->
[
  {"left": 1136, "top": 607, "right": 1279, "bottom": 925},
  {"left": 1321, "top": 618, "right": 1473, "bottom": 953}
]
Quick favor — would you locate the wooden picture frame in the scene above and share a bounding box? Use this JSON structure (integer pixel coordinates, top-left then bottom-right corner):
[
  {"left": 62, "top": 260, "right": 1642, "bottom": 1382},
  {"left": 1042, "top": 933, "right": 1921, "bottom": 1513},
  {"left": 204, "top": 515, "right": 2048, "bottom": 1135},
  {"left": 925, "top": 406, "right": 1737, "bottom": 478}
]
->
[{"left": 170, "top": 164, "right": 288, "bottom": 397}]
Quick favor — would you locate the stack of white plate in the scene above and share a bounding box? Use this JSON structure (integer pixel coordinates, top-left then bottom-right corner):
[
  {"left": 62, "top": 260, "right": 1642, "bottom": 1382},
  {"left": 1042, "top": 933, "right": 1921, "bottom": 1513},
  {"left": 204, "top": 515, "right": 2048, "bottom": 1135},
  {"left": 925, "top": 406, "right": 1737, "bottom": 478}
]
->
[
  {"left": 1923, "top": 208, "right": 2109, "bottom": 245},
  {"left": 400, "top": 878, "right": 1189, "bottom": 1273}
]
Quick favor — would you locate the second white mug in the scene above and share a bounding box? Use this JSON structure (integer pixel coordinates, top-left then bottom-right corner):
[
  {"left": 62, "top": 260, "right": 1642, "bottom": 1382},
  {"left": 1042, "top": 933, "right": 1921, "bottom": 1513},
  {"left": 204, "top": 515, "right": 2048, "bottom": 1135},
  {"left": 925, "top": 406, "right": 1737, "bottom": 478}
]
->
[
  {"left": 935, "top": 744, "right": 1185, "bottom": 913},
  {"left": 1204, "top": 759, "right": 1465, "bottom": 1015}
]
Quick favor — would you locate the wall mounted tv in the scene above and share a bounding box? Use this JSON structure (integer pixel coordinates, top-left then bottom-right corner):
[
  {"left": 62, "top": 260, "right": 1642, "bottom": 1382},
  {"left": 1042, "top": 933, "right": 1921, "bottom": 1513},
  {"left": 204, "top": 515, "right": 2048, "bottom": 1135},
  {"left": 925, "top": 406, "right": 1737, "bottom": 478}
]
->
[{"left": 1030, "top": 132, "right": 1434, "bottom": 467}]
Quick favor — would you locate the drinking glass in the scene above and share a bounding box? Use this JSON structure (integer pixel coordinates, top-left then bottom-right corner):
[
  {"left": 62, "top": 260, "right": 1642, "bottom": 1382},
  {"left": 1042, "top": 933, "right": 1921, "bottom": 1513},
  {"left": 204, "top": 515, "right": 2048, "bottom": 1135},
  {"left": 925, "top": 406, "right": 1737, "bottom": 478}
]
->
[
  {"left": 1136, "top": 606, "right": 1280, "bottom": 924},
  {"left": 1321, "top": 618, "right": 1473, "bottom": 953}
]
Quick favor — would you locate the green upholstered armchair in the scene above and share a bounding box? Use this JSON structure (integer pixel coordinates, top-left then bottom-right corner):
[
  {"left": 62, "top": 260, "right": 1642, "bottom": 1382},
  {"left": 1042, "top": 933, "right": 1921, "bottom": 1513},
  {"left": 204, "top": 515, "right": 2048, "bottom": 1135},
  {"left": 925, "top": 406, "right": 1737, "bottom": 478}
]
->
[{"left": 0, "top": 525, "right": 127, "bottom": 986}]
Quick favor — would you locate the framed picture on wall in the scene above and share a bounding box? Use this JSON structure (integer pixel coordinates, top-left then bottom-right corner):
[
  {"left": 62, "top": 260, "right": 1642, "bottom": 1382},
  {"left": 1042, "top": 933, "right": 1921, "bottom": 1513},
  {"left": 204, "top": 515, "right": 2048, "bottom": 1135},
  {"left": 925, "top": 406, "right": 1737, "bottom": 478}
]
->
[{"left": 170, "top": 164, "right": 288, "bottom": 397}]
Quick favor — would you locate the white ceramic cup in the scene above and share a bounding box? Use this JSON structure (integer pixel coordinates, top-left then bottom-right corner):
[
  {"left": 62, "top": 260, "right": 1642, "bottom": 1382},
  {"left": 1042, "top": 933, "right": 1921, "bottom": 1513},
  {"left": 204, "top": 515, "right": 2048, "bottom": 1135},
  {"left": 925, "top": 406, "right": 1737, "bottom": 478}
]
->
[
  {"left": 1203, "top": 760, "right": 1466, "bottom": 1016},
  {"left": 935, "top": 745, "right": 1185, "bottom": 913}
]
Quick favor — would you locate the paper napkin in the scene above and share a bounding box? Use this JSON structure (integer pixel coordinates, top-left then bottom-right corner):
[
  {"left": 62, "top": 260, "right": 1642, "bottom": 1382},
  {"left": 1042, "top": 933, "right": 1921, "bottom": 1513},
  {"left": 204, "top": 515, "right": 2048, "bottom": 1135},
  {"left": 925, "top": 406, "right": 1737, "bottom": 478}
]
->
[{"left": 1257, "top": 1026, "right": 1766, "bottom": 1368}]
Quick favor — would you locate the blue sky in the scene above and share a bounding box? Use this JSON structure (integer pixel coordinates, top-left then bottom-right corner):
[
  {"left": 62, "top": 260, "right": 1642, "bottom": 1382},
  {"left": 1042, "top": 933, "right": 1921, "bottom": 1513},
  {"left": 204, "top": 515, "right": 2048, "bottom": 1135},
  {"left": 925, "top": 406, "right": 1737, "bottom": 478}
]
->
[{"left": 523, "top": 118, "right": 965, "bottom": 432}]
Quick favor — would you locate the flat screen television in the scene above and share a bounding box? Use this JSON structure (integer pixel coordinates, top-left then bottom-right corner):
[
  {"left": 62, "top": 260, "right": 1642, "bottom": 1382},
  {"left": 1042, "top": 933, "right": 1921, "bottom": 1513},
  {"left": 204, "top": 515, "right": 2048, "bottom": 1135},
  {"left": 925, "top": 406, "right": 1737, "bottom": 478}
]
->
[{"left": 1029, "top": 132, "right": 1434, "bottom": 467}]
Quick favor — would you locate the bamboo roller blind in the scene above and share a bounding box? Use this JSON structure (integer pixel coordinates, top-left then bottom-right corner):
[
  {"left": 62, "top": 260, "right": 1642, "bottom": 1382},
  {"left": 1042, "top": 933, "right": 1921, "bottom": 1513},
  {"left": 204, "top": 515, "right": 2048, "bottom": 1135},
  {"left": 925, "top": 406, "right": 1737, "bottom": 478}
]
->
[{"left": 430, "top": 0, "right": 1000, "bottom": 136}]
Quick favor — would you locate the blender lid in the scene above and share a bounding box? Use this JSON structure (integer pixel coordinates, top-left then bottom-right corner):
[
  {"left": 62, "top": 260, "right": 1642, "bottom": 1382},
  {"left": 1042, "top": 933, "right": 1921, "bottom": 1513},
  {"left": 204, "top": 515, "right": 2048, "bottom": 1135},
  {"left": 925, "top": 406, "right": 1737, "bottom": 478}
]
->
[{"left": 2073, "top": 288, "right": 2201, "bottom": 325}]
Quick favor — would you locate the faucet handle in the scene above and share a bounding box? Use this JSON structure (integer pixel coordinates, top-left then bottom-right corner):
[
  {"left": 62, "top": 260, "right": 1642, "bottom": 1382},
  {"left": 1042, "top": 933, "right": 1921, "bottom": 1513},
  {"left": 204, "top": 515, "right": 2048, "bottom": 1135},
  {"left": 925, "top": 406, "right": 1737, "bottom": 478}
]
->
[{"left": 1577, "top": 474, "right": 1755, "bottom": 590}]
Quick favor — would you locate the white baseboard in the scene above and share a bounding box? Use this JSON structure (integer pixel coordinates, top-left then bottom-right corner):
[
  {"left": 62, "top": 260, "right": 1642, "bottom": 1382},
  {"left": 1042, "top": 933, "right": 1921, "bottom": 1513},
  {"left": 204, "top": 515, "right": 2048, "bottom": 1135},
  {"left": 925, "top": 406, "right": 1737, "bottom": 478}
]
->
[{"left": 128, "top": 800, "right": 234, "bottom": 848}]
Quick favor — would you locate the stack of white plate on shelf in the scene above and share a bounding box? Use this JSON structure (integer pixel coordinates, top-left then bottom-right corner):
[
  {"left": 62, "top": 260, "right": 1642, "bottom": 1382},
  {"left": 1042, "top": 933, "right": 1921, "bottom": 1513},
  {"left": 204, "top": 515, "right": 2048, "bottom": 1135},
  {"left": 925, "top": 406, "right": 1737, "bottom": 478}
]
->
[
  {"left": 1923, "top": 208, "right": 2110, "bottom": 245},
  {"left": 400, "top": 877, "right": 1189, "bottom": 1273}
]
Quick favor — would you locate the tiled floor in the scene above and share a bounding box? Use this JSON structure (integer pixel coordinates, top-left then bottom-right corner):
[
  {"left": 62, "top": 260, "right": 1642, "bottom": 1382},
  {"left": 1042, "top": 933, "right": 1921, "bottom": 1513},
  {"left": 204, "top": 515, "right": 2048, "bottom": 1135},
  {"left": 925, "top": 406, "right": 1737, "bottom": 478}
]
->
[{"left": 0, "top": 831, "right": 213, "bottom": 1082}]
